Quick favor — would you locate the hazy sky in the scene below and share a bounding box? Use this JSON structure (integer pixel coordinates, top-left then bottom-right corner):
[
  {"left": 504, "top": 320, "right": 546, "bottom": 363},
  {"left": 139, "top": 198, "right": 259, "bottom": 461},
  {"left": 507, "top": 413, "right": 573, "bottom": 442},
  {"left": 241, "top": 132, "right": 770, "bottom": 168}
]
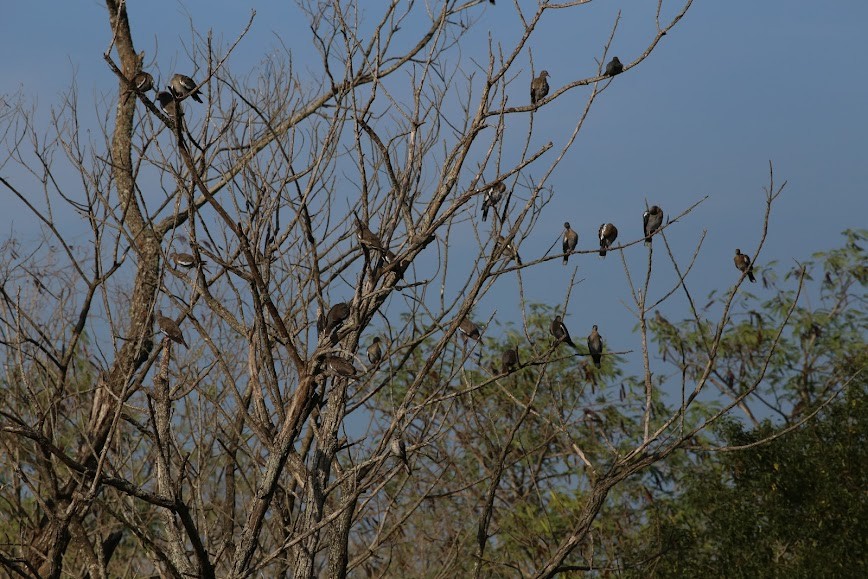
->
[{"left": 1, "top": 1, "right": 866, "bottom": 396}]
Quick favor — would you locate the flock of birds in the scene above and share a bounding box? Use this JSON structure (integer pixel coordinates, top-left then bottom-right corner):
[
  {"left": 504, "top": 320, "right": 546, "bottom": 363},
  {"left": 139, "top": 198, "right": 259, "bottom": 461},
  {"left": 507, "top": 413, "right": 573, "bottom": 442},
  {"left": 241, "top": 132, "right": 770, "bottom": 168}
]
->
[{"left": 140, "top": 65, "right": 757, "bottom": 414}]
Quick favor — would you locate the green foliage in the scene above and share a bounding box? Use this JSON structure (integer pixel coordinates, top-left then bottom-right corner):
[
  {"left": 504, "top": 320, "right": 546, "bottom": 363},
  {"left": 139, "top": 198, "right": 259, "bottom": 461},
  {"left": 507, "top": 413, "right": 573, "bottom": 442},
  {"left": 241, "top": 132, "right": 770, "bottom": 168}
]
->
[{"left": 648, "top": 384, "right": 867, "bottom": 578}]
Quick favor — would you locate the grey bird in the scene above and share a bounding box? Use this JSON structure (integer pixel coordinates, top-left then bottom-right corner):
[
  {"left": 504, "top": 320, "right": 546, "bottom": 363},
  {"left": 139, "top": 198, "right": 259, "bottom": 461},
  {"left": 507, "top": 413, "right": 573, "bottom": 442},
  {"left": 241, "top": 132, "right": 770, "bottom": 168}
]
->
[
  {"left": 156, "top": 91, "right": 179, "bottom": 118},
  {"left": 481, "top": 181, "right": 506, "bottom": 222},
  {"left": 458, "top": 317, "right": 481, "bottom": 341},
  {"left": 598, "top": 223, "right": 618, "bottom": 257},
  {"left": 390, "top": 436, "right": 411, "bottom": 474},
  {"left": 605, "top": 57, "right": 624, "bottom": 77},
  {"left": 562, "top": 222, "right": 578, "bottom": 265},
  {"left": 157, "top": 310, "right": 188, "bottom": 348},
  {"left": 375, "top": 250, "right": 410, "bottom": 281},
  {"left": 354, "top": 212, "right": 388, "bottom": 258},
  {"left": 531, "top": 70, "right": 550, "bottom": 105},
  {"left": 323, "top": 302, "right": 351, "bottom": 335},
  {"left": 734, "top": 249, "right": 756, "bottom": 283},
  {"left": 495, "top": 235, "right": 522, "bottom": 266},
  {"left": 133, "top": 71, "right": 153, "bottom": 93},
  {"left": 325, "top": 355, "right": 358, "bottom": 377},
  {"left": 367, "top": 336, "right": 383, "bottom": 365},
  {"left": 587, "top": 325, "right": 603, "bottom": 369},
  {"left": 643, "top": 205, "right": 664, "bottom": 245},
  {"left": 170, "top": 252, "right": 204, "bottom": 269},
  {"left": 550, "top": 315, "right": 578, "bottom": 350},
  {"left": 501, "top": 347, "right": 519, "bottom": 374},
  {"left": 170, "top": 74, "right": 203, "bottom": 103}
]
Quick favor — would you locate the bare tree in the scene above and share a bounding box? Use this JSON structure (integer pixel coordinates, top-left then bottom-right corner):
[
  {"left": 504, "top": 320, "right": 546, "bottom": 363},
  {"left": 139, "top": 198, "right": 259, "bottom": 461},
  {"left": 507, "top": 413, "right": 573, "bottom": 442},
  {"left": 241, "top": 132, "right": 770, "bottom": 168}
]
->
[{"left": 3, "top": 1, "right": 848, "bottom": 578}]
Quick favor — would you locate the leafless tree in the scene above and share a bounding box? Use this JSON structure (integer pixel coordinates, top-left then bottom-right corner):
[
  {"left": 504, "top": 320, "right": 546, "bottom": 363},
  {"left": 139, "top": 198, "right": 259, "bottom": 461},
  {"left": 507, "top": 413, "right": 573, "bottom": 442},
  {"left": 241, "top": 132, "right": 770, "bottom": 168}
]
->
[{"left": 3, "top": 1, "right": 843, "bottom": 578}]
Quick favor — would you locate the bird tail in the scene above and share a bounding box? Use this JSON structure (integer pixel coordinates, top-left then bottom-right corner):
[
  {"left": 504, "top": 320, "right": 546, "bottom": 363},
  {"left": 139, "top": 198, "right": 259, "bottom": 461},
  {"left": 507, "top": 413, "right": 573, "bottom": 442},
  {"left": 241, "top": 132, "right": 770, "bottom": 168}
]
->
[
  {"left": 748, "top": 270, "right": 756, "bottom": 283},
  {"left": 562, "top": 254, "right": 568, "bottom": 265},
  {"left": 599, "top": 244, "right": 607, "bottom": 258},
  {"left": 482, "top": 205, "right": 489, "bottom": 222}
]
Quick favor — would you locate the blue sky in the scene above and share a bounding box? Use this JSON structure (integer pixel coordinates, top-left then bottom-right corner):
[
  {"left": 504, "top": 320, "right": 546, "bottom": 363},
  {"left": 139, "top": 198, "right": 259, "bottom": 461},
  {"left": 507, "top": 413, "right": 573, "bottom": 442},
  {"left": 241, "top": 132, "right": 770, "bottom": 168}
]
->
[{"left": 1, "top": 1, "right": 866, "bottom": 394}]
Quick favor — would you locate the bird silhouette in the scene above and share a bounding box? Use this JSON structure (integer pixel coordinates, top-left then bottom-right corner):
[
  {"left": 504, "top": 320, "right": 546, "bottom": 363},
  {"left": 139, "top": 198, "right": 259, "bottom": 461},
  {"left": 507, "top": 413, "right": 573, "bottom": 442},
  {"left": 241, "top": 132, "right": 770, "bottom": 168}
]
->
[
  {"left": 501, "top": 347, "right": 519, "bottom": 374},
  {"left": 170, "top": 74, "right": 203, "bottom": 103},
  {"left": 390, "top": 436, "right": 411, "bottom": 474},
  {"left": 587, "top": 325, "right": 603, "bottom": 369},
  {"left": 495, "top": 235, "right": 522, "bottom": 266},
  {"left": 481, "top": 181, "right": 506, "bottom": 222},
  {"left": 531, "top": 70, "right": 550, "bottom": 105},
  {"left": 605, "top": 57, "right": 624, "bottom": 77},
  {"left": 734, "top": 249, "right": 756, "bottom": 282},
  {"left": 550, "top": 315, "right": 578, "bottom": 351},
  {"left": 562, "top": 222, "right": 578, "bottom": 265},
  {"left": 643, "top": 205, "right": 664, "bottom": 245},
  {"left": 367, "top": 336, "right": 383, "bottom": 365},
  {"left": 598, "top": 223, "right": 618, "bottom": 257},
  {"left": 157, "top": 310, "right": 188, "bottom": 348},
  {"left": 459, "top": 318, "right": 481, "bottom": 341},
  {"left": 156, "top": 91, "right": 179, "bottom": 118}
]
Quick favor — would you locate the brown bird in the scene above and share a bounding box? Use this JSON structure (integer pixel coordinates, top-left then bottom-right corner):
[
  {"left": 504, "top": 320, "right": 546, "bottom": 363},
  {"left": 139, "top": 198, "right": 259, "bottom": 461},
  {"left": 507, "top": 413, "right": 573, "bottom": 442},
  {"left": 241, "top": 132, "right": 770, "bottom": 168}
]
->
[
  {"left": 133, "top": 71, "right": 153, "bottom": 93},
  {"left": 598, "top": 223, "right": 618, "bottom": 257},
  {"left": 169, "top": 74, "right": 203, "bottom": 103},
  {"left": 390, "top": 436, "right": 411, "bottom": 474},
  {"left": 367, "top": 336, "right": 383, "bottom": 365},
  {"left": 531, "top": 70, "right": 550, "bottom": 105},
  {"left": 587, "top": 325, "right": 603, "bottom": 369},
  {"left": 156, "top": 91, "right": 179, "bottom": 118},
  {"left": 375, "top": 250, "right": 410, "bottom": 281},
  {"left": 605, "top": 57, "right": 624, "bottom": 77},
  {"left": 550, "top": 315, "right": 578, "bottom": 350},
  {"left": 495, "top": 235, "right": 522, "bottom": 266},
  {"left": 354, "top": 212, "right": 388, "bottom": 257},
  {"left": 643, "top": 205, "right": 664, "bottom": 245},
  {"left": 481, "top": 181, "right": 506, "bottom": 222},
  {"left": 323, "top": 302, "right": 351, "bottom": 335},
  {"left": 324, "top": 355, "right": 358, "bottom": 377},
  {"left": 157, "top": 310, "right": 188, "bottom": 348},
  {"left": 562, "top": 222, "right": 578, "bottom": 265},
  {"left": 734, "top": 249, "right": 756, "bottom": 282},
  {"left": 458, "top": 317, "right": 481, "bottom": 341},
  {"left": 501, "top": 347, "right": 519, "bottom": 374}
]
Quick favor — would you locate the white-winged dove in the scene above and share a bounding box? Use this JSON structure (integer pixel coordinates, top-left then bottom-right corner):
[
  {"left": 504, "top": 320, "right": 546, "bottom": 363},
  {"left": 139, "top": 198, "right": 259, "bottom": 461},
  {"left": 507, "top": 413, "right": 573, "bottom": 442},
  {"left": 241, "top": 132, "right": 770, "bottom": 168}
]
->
[
  {"left": 458, "top": 317, "right": 481, "bottom": 341},
  {"left": 587, "top": 324, "right": 603, "bottom": 369},
  {"left": 157, "top": 310, "right": 188, "bottom": 348},
  {"left": 325, "top": 355, "right": 358, "bottom": 377},
  {"left": 367, "top": 336, "right": 383, "bottom": 365},
  {"left": 324, "top": 302, "right": 351, "bottom": 335},
  {"left": 501, "top": 347, "right": 519, "bottom": 374},
  {"left": 643, "top": 205, "right": 664, "bottom": 245},
  {"left": 156, "top": 91, "right": 179, "bottom": 118},
  {"left": 531, "top": 70, "right": 550, "bottom": 105},
  {"left": 550, "top": 315, "right": 578, "bottom": 350},
  {"left": 598, "top": 223, "right": 618, "bottom": 257},
  {"left": 562, "top": 222, "right": 578, "bottom": 265},
  {"left": 170, "top": 252, "right": 204, "bottom": 269},
  {"left": 390, "top": 436, "right": 411, "bottom": 474},
  {"left": 354, "top": 212, "right": 388, "bottom": 258},
  {"left": 170, "top": 74, "right": 203, "bottom": 103},
  {"left": 133, "top": 71, "right": 153, "bottom": 93},
  {"left": 734, "top": 249, "right": 756, "bottom": 282},
  {"left": 605, "top": 57, "right": 624, "bottom": 77},
  {"left": 481, "top": 181, "right": 506, "bottom": 222},
  {"left": 495, "top": 235, "right": 522, "bottom": 266}
]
